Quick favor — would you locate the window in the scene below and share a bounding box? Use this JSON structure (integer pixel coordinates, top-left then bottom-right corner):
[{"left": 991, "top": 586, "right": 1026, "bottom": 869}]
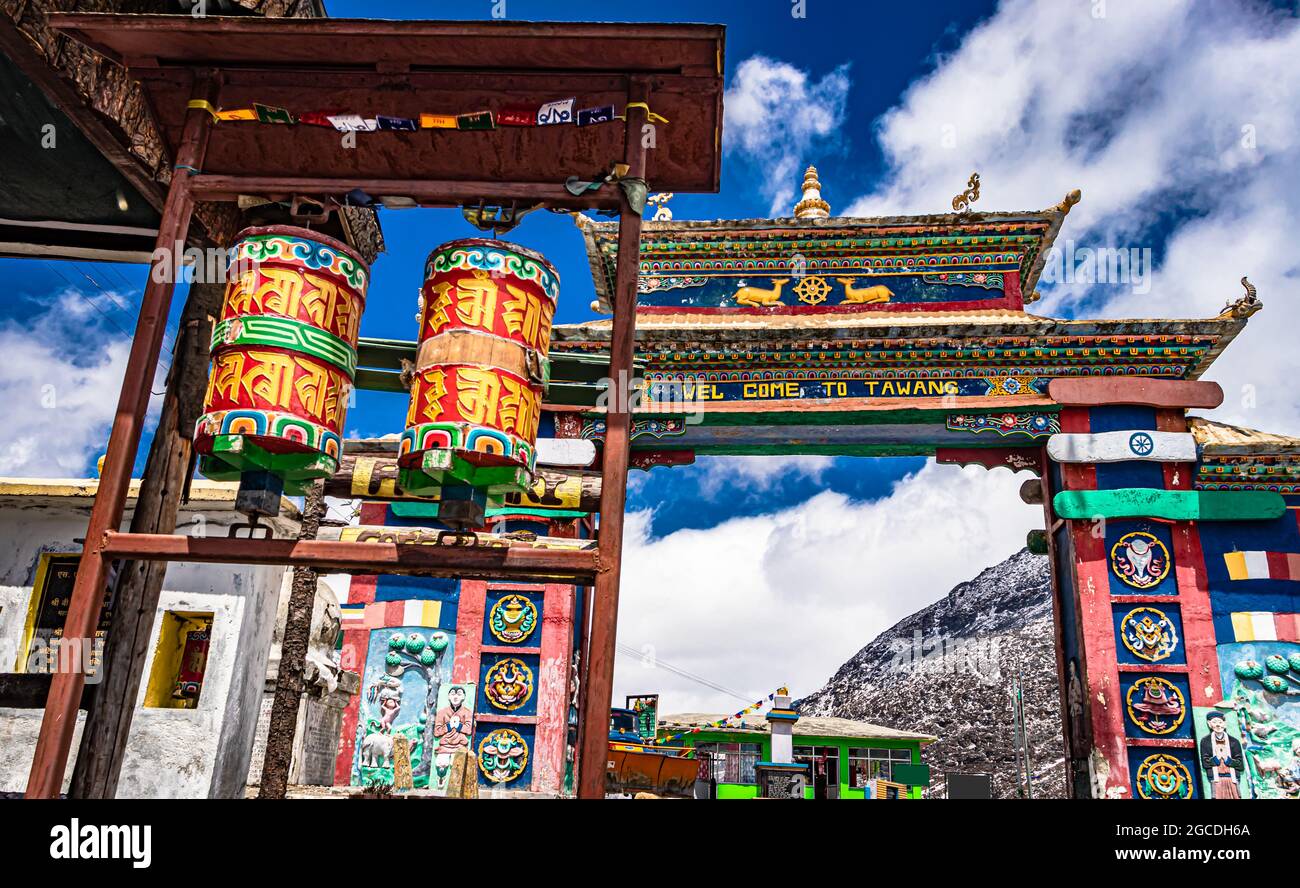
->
[
  {"left": 17, "top": 554, "right": 112, "bottom": 676},
  {"left": 695, "top": 742, "right": 761, "bottom": 785},
  {"left": 793, "top": 744, "right": 841, "bottom": 792},
  {"left": 848, "top": 747, "right": 912, "bottom": 787},
  {"left": 143, "top": 611, "right": 214, "bottom": 709}
]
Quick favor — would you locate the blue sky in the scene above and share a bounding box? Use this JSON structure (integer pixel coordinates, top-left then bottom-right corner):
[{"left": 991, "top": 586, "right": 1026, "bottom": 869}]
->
[
  {"left": 5, "top": 1, "right": 1299, "bottom": 709},
  {"left": 0, "top": 0, "right": 997, "bottom": 534}
]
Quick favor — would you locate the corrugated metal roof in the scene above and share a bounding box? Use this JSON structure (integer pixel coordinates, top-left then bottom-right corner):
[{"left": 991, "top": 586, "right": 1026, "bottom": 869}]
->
[{"left": 658, "top": 711, "right": 936, "bottom": 743}]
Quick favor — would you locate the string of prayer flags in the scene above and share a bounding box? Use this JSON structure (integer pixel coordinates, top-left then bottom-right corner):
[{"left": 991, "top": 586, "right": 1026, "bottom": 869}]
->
[{"left": 657, "top": 690, "right": 781, "bottom": 744}]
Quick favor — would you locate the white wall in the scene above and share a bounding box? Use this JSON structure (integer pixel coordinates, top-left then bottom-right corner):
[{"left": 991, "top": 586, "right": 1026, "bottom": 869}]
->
[{"left": 0, "top": 500, "right": 292, "bottom": 797}]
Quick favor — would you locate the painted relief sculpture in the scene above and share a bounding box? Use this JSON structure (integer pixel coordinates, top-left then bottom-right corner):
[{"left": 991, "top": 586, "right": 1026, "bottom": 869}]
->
[
  {"left": 196, "top": 226, "right": 369, "bottom": 495},
  {"left": 399, "top": 239, "right": 559, "bottom": 520}
]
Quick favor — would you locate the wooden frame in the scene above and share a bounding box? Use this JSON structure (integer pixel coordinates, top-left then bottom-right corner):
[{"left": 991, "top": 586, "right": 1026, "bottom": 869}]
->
[{"left": 22, "top": 14, "right": 724, "bottom": 801}]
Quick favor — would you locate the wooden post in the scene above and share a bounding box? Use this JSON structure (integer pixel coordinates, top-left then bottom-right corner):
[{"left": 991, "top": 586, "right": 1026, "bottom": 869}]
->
[
  {"left": 24, "top": 73, "right": 218, "bottom": 799},
  {"left": 259, "top": 481, "right": 326, "bottom": 799},
  {"left": 68, "top": 280, "right": 224, "bottom": 799},
  {"left": 576, "top": 81, "right": 649, "bottom": 800}
]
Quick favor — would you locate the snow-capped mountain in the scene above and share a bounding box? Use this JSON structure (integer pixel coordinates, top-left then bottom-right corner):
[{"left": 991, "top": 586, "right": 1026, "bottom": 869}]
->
[{"left": 798, "top": 548, "right": 1067, "bottom": 798}]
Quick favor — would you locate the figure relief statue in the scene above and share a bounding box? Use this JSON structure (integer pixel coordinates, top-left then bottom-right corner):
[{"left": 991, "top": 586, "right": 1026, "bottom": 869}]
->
[
  {"left": 733, "top": 278, "right": 789, "bottom": 307},
  {"left": 837, "top": 278, "right": 894, "bottom": 304}
]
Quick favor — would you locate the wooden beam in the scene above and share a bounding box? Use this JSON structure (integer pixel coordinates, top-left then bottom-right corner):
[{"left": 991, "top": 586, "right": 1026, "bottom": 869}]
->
[
  {"left": 0, "top": 14, "right": 166, "bottom": 218},
  {"left": 25, "top": 74, "right": 219, "bottom": 800},
  {"left": 189, "top": 175, "right": 621, "bottom": 209},
  {"left": 578, "top": 82, "right": 649, "bottom": 800},
  {"left": 258, "top": 482, "right": 325, "bottom": 799},
  {"left": 69, "top": 280, "right": 224, "bottom": 799},
  {"left": 0, "top": 674, "right": 95, "bottom": 711},
  {"left": 1052, "top": 489, "right": 1286, "bottom": 522},
  {"left": 1046, "top": 431, "right": 1197, "bottom": 464},
  {"left": 1048, "top": 378, "right": 1224, "bottom": 409},
  {"left": 323, "top": 452, "right": 601, "bottom": 511},
  {"left": 97, "top": 532, "right": 601, "bottom": 584}
]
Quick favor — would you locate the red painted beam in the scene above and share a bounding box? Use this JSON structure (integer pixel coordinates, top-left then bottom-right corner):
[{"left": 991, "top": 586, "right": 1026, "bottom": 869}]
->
[{"left": 1048, "top": 378, "right": 1224, "bottom": 409}]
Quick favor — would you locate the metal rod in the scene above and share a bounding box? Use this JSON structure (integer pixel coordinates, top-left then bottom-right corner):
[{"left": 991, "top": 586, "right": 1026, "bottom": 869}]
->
[
  {"left": 189, "top": 175, "right": 621, "bottom": 209},
  {"left": 97, "top": 532, "right": 599, "bottom": 583},
  {"left": 577, "top": 81, "right": 650, "bottom": 800},
  {"left": 24, "top": 72, "right": 220, "bottom": 799}
]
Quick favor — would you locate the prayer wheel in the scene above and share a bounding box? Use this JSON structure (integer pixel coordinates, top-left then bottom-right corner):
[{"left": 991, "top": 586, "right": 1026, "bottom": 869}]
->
[
  {"left": 195, "top": 225, "right": 368, "bottom": 496},
  {"left": 399, "top": 238, "right": 558, "bottom": 503}
]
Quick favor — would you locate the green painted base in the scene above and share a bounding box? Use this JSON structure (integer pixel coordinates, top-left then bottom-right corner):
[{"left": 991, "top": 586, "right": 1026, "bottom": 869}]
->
[
  {"left": 199, "top": 435, "right": 337, "bottom": 495},
  {"left": 1053, "top": 488, "right": 1286, "bottom": 522},
  {"left": 398, "top": 449, "right": 532, "bottom": 497}
]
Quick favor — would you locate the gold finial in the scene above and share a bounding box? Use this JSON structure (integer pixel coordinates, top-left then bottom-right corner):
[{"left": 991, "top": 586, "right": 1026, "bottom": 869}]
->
[
  {"left": 952, "top": 172, "right": 981, "bottom": 213},
  {"left": 647, "top": 192, "right": 675, "bottom": 221},
  {"left": 793, "top": 165, "right": 831, "bottom": 219},
  {"left": 1219, "top": 276, "right": 1262, "bottom": 319},
  {"left": 1054, "top": 188, "right": 1082, "bottom": 215}
]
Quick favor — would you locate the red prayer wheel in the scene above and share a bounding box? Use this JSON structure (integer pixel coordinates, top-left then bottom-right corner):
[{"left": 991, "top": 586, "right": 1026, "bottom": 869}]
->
[
  {"left": 195, "top": 225, "right": 369, "bottom": 493},
  {"left": 399, "top": 238, "right": 559, "bottom": 496}
]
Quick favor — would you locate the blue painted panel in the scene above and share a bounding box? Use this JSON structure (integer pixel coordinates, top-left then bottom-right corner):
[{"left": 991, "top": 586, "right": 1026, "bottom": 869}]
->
[
  {"left": 1120, "top": 671, "right": 1193, "bottom": 740},
  {"left": 1104, "top": 520, "right": 1178, "bottom": 596},
  {"left": 1114, "top": 602, "right": 1185, "bottom": 665},
  {"left": 374, "top": 575, "right": 461, "bottom": 622},
  {"left": 1129, "top": 745, "right": 1199, "bottom": 799},
  {"left": 1095, "top": 460, "right": 1165, "bottom": 491},
  {"left": 477, "top": 651, "right": 541, "bottom": 717},
  {"left": 1088, "top": 406, "right": 1157, "bottom": 433},
  {"left": 482, "top": 588, "right": 545, "bottom": 647},
  {"left": 474, "top": 722, "right": 535, "bottom": 788}
]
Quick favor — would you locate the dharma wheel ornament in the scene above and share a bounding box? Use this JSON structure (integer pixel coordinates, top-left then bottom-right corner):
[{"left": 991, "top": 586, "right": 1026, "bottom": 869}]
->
[
  {"left": 195, "top": 226, "right": 369, "bottom": 510},
  {"left": 400, "top": 238, "right": 558, "bottom": 527}
]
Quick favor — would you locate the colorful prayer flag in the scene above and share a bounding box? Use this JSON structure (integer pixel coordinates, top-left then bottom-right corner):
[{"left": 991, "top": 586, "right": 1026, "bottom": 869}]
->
[
  {"left": 537, "top": 97, "right": 575, "bottom": 125},
  {"left": 216, "top": 108, "right": 257, "bottom": 121},
  {"left": 254, "top": 103, "right": 295, "bottom": 125},
  {"left": 327, "top": 114, "right": 378, "bottom": 132},
  {"left": 576, "top": 104, "right": 616, "bottom": 127},
  {"left": 377, "top": 115, "right": 419, "bottom": 132},
  {"left": 456, "top": 111, "right": 495, "bottom": 131},
  {"left": 420, "top": 113, "right": 457, "bottom": 129},
  {"left": 497, "top": 105, "right": 538, "bottom": 127},
  {"left": 1230, "top": 611, "right": 1300, "bottom": 642}
]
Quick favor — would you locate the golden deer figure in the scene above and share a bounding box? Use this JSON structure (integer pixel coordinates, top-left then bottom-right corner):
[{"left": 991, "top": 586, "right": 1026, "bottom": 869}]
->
[
  {"left": 837, "top": 278, "right": 894, "bottom": 304},
  {"left": 733, "top": 278, "right": 790, "bottom": 307}
]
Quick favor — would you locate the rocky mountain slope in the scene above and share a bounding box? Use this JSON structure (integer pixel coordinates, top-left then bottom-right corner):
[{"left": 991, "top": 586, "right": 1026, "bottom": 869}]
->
[{"left": 799, "top": 548, "right": 1067, "bottom": 798}]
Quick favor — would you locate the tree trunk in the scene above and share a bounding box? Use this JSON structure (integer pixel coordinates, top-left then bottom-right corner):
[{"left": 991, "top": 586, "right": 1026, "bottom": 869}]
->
[
  {"left": 69, "top": 280, "right": 223, "bottom": 799},
  {"left": 414, "top": 654, "right": 442, "bottom": 782},
  {"left": 257, "top": 481, "right": 325, "bottom": 798}
]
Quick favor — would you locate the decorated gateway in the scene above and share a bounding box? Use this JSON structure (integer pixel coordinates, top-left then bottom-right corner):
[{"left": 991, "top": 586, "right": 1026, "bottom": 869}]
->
[{"left": 549, "top": 167, "right": 1297, "bottom": 799}]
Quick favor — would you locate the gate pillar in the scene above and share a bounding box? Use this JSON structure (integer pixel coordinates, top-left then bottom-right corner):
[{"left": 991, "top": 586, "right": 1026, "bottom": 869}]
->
[{"left": 1045, "top": 378, "right": 1234, "bottom": 799}]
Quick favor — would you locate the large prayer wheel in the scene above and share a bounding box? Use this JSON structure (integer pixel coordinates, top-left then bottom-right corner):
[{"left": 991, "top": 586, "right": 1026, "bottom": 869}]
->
[
  {"left": 195, "top": 225, "right": 369, "bottom": 494},
  {"left": 399, "top": 238, "right": 558, "bottom": 498}
]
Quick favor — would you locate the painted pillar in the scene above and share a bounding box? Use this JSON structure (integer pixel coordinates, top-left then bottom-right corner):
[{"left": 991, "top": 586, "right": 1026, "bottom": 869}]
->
[
  {"left": 766, "top": 689, "right": 797, "bottom": 763},
  {"left": 1047, "top": 378, "right": 1230, "bottom": 800}
]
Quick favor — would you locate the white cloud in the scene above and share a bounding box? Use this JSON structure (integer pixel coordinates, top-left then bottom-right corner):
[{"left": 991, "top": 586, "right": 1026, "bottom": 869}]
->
[
  {"left": 844, "top": 0, "right": 1300, "bottom": 432},
  {"left": 692, "top": 454, "right": 835, "bottom": 498},
  {"left": 613, "top": 460, "right": 1037, "bottom": 713},
  {"left": 724, "top": 56, "right": 852, "bottom": 215},
  {"left": 0, "top": 289, "right": 162, "bottom": 477}
]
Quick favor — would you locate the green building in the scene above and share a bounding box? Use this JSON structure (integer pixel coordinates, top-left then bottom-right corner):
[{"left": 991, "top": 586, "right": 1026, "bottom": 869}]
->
[{"left": 658, "top": 713, "right": 935, "bottom": 799}]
